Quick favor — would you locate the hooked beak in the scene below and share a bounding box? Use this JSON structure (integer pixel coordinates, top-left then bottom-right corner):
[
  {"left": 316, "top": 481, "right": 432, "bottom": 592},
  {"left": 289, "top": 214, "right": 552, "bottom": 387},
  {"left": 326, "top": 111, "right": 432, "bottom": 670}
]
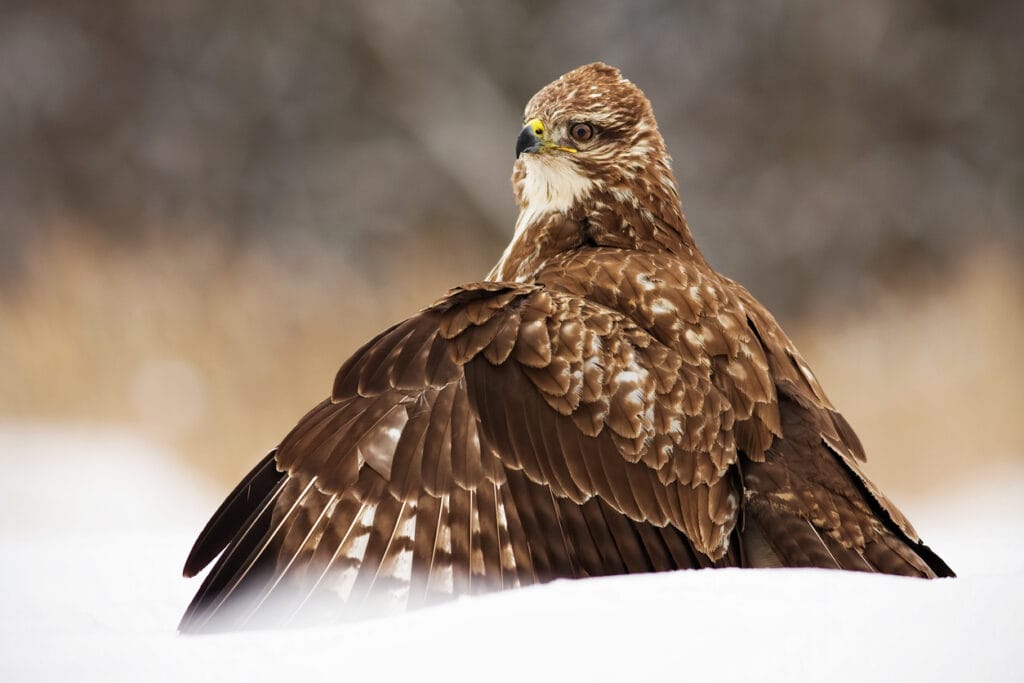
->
[{"left": 515, "top": 118, "right": 577, "bottom": 159}]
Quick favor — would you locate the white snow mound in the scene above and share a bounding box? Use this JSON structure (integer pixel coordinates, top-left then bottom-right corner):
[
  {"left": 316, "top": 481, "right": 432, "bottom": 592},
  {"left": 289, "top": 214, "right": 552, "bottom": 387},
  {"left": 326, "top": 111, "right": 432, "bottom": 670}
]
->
[{"left": 1, "top": 423, "right": 1021, "bottom": 682}]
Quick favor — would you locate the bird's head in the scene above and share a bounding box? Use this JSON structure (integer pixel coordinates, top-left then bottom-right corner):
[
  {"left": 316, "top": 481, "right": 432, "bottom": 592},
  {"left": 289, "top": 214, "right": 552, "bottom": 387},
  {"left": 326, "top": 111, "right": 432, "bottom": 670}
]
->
[{"left": 512, "top": 63, "right": 676, "bottom": 219}]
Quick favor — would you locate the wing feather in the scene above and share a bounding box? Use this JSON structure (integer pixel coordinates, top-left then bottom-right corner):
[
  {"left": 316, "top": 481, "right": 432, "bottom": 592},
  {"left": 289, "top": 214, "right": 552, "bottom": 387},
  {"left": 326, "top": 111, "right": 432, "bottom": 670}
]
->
[
  {"left": 447, "top": 485, "right": 473, "bottom": 594},
  {"left": 475, "top": 480, "right": 505, "bottom": 587},
  {"left": 182, "top": 449, "right": 282, "bottom": 579},
  {"left": 182, "top": 273, "right": 952, "bottom": 632},
  {"left": 595, "top": 497, "right": 653, "bottom": 573},
  {"left": 496, "top": 477, "right": 537, "bottom": 586}
]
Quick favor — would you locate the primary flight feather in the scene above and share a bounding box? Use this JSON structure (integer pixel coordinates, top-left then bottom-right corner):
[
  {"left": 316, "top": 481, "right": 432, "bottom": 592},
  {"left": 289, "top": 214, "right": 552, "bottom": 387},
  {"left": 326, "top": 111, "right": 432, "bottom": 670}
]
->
[{"left": 179, "top": 63, "right": 952, "bottom": 633}]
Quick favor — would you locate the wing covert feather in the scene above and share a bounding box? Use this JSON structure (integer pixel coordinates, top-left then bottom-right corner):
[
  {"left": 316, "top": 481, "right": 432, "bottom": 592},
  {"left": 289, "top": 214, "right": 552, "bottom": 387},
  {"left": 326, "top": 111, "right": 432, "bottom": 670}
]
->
[
  {"left": 180, "top": 282, "right": 729, "bottom": 631},
  {"left": 182, "top": 267, "right": 952, "bottom": 631}
]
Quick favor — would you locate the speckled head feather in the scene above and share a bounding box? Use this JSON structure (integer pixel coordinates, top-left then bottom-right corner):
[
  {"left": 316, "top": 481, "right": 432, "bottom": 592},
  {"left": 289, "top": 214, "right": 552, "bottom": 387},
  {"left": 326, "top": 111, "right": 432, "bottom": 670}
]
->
[
  {"left": 497, "top": 63, "right": 692, "bottom": 283},
  {"left": 522, "top": 63, "right": 659, "bottom": 153},
  {"left": 512, "top": 63, "right": 677, "bottom": 220},
  {"left": 179, "top": 63, "right": 953, "bottom": 633}
]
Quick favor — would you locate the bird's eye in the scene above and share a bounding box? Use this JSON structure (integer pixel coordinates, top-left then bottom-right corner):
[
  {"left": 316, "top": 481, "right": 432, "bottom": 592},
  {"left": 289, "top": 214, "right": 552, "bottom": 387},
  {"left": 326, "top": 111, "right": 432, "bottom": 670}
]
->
[{"left": 569, "top": 122, "right": 595, "bottom": 143}]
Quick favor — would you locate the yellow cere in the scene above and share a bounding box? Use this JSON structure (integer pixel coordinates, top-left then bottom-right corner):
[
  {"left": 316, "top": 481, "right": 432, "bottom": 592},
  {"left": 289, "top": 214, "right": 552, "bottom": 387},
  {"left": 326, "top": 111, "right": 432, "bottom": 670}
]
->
[{"left": 525, "top": 118, "right": 577, "bottom": 154}]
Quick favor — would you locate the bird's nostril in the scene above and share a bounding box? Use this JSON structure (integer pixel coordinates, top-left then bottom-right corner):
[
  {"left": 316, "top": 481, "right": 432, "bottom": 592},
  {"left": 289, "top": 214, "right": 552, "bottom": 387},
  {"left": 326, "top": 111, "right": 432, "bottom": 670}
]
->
[{"left": 516, "top": 125, "right": 540, "bottom": 159}]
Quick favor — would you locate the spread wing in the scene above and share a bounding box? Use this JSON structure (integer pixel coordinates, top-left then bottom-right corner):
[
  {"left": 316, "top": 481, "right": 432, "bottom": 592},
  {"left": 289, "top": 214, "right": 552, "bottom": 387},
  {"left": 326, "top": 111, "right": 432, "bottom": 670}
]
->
[
  {"left": 732, "top": 283, "right": 954, "bottom": 577},
  {"left": 178, "top": 282, "right": 739, "bottom": 632}
]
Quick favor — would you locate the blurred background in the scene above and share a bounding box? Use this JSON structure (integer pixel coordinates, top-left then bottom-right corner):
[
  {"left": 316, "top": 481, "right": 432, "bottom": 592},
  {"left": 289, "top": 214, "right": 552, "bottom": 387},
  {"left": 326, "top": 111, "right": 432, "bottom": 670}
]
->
[{"left": 1, "top": 0, "right": 1021, "bottom": 496}]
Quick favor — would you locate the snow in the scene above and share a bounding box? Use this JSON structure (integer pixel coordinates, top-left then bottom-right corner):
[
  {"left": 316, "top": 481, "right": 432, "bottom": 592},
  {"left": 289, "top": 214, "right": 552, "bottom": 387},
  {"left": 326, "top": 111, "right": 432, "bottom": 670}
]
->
[{"left": 1, "top": 423, "right": 1021, "bottom": 682}]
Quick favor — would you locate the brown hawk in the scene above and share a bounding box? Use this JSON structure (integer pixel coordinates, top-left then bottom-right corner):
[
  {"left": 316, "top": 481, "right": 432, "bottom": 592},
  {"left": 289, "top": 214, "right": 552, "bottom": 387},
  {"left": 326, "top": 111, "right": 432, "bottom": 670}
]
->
[{"left": 179, "top": 63, "right": 953, "bottom": 632}]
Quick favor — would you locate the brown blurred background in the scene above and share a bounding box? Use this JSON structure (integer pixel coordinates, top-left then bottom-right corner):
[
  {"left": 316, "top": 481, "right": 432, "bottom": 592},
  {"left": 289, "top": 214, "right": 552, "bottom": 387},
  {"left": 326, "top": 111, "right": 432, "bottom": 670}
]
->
[{"left": 2, "top": 1, "right": 1021, "bottom": 496}]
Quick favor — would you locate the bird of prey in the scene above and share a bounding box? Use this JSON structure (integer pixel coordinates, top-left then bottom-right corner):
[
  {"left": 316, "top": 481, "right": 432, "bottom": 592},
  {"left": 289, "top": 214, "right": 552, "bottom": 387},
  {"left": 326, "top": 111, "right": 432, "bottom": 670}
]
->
[{"left": 179, "top": 63, "right": 953, "bottom": 632}]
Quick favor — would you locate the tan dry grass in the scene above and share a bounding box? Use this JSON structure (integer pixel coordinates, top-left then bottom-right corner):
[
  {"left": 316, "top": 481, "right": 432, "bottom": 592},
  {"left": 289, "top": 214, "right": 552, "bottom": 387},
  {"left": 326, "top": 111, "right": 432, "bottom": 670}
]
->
[
  {"left": 2, "top": 234, "right": 1021, "bottom": 493},
  {"left": 793, "top": 248, "right": 1024, "bottom": 495},
  {"left": 0, "top": 231, "right": 491, "bottom": 483}
]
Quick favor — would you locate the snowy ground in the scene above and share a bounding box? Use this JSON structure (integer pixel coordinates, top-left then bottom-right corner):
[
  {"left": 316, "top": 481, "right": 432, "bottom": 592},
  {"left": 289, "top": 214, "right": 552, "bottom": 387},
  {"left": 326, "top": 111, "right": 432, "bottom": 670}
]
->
[{"left": 2, "top": 424, "right": 1021, "bottom": 682}]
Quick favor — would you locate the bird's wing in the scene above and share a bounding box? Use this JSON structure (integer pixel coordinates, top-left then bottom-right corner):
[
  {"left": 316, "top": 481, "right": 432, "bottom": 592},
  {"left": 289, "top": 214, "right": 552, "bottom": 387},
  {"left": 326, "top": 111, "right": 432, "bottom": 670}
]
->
[
  {"left": 526, "top": 249, "right": 952, "bottom": 579},
  {"left": 733, "top": 283, "right": 955, "bottom": 577},
  {"left": 179, "top": 282, "right": 738, "bottom": 632}
]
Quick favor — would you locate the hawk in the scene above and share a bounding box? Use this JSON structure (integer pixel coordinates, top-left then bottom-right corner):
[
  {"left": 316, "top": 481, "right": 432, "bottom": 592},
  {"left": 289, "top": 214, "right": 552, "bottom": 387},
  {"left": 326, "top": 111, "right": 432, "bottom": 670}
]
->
[{"left": 179, "top": 63, "right": 953, "bottom": 632}]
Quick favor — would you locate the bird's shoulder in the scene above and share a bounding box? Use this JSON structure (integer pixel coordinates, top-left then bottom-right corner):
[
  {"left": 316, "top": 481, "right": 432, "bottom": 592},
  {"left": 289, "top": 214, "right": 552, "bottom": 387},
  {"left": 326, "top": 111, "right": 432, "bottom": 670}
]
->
[{"left": 533, "top": 248, "right": 783, "bottom": 453}]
